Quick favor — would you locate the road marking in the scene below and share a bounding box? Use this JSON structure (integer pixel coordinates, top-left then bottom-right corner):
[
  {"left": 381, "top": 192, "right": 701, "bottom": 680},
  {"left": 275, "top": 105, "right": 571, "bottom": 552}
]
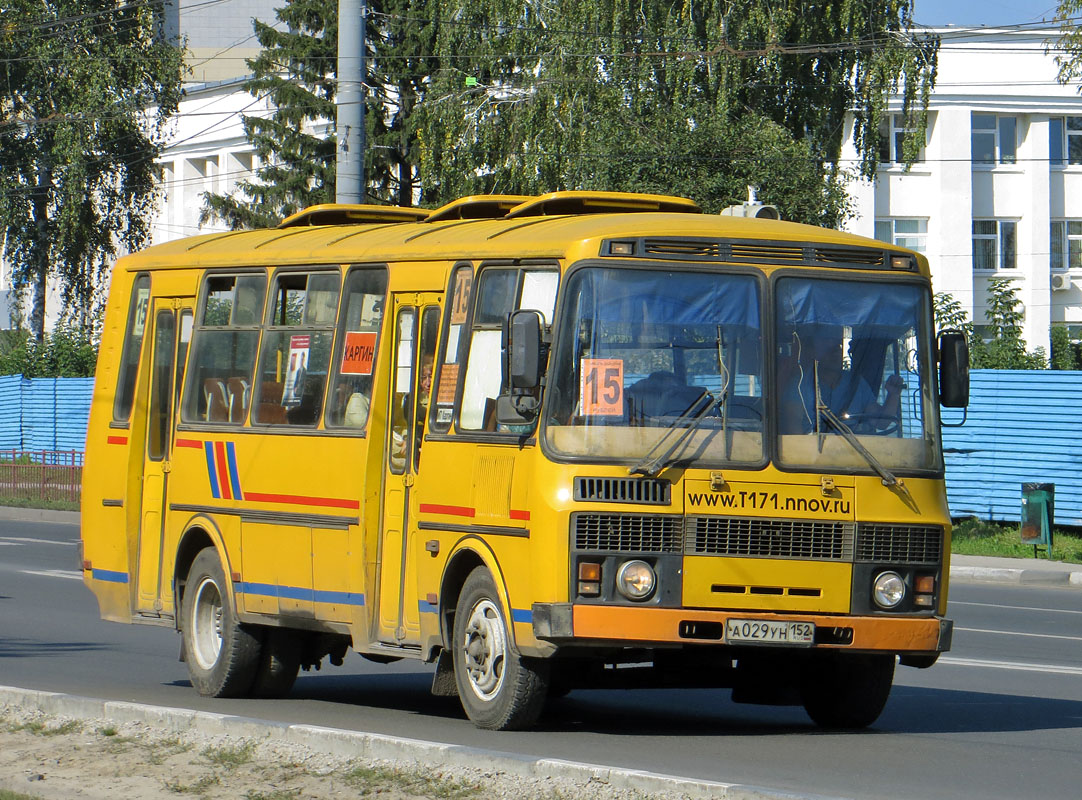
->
[
  {"left": 956, "top": 626, "right": 1082, "bottom": 643},
  {"left": 0, "top": 536, "right": 77, "bottom": 547},
  {"left": 950, "top": 600, "right": 1082, "bottom": 616},
  {"left": 18, "top": 569, "right": 83, "bottom": 581},
  {"left": 939, "top": 656, "right": 1082, "bottom": 676}
]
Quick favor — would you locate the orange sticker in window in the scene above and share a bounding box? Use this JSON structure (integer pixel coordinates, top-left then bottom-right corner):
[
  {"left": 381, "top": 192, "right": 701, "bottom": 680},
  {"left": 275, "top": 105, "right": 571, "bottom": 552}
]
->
[
  {"left": 581, "top": 358, "right": 624, "bottom": 416},
  {"left": 341, "top": 331, "right": 377, "bottom": 375}
]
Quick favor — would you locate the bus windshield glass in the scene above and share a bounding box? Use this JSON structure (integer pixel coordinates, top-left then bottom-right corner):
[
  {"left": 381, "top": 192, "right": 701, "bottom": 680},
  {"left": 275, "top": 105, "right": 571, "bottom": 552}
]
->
[
  {"left": 775, "top": 276, "right": 940, "bottom": 473},
  {"left": 544, "top": 266, "right": 764, "bottom": 466}
]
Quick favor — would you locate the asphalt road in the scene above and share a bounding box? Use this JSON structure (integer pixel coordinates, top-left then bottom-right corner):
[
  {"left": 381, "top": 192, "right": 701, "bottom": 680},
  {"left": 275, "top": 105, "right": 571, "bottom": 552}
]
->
[{"left": 2, "top": 517, "right": 1081, "bottom": 800}]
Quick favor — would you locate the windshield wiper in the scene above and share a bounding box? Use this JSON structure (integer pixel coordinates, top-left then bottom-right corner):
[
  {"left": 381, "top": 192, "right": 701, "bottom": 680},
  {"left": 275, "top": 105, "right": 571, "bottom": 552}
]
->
[
  {"left": 628, "top": 390, "right": 723, "bottom": 477},
  {"left": 816, "top": 403, "right": 901, "bottom": 487}
]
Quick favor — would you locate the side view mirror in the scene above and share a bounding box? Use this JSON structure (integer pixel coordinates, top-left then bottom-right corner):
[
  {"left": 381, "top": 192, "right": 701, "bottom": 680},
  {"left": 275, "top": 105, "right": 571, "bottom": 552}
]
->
[
  {"left": 496, "top": 309, "right": 546, "bottom": 426},
  {"left": 938, "top": 329, "right": 969, "bottom": 408}
]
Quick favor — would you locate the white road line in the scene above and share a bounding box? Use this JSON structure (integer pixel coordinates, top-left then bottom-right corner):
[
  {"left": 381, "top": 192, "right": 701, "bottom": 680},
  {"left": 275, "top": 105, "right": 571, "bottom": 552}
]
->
[
  {"left": 956, "top": 626, "right": 1082, "bottom": 643},
  {"left": 950, "top": 600, "right": 1082, "bottom": 616},
  {"left": 0, "top": 537, "right": 76, "bottom": 547},
  {"left": 939, "top": 656, "right": 1082, "bottom": 676},
  {"left": 18, "top": 569, "right": 83, "bottom": 581}
]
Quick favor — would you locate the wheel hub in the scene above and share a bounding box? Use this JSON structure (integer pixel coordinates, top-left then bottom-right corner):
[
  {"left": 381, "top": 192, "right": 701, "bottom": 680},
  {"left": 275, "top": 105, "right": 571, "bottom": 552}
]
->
[{"left": 462, "top": 598, "right": 506, "bottom": 701}]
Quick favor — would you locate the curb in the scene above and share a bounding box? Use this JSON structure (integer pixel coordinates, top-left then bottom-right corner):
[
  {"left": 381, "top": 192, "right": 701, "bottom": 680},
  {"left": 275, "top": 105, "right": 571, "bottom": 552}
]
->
[
  {"left": 0, "top": 684, "right": 844, "bottom": 800},
  {"left": 950, "top": 566, "right": 1082, "bottom": 588},
  {"left": 0, "top": 506, "right": 80, "bottom": 525}
]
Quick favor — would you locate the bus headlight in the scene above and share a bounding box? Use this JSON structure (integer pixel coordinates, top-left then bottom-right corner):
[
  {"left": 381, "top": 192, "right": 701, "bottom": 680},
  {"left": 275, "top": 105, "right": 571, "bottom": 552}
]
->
[
  {"left": 872, "top": 571, "right": 906, "bottom": 609},
  {"left": 616, "top": 560, "right": 656, "bottom": 601}
]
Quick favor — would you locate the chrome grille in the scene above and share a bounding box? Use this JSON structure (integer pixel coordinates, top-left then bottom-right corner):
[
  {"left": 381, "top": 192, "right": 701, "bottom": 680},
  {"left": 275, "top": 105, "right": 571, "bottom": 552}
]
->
[
  {"left": 574, "top": 477, "right": 671, "bottom": 505},
  {"left": 643, "top": 239, "right": 723, "bottom": 258},
  {"left": 685, "top": 516, "right": 855, "bottom": 561},
  {"left": 814, "top": 246, "right": 885, "bottom": 266},
  {"left": 856, "top": 524, "right": 943, "bottom": 564},
  {"left": 573, "top": 513, "right": 683, "bottom": 553},
  {"left": 729, "top": 243, "right": 806, "bottom": 262}
]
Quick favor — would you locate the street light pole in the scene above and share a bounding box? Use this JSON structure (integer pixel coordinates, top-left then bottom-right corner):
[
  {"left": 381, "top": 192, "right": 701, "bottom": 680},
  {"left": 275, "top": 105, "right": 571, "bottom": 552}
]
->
[{"left": 336, "top": 0, "right": 366, "bottom": 203}]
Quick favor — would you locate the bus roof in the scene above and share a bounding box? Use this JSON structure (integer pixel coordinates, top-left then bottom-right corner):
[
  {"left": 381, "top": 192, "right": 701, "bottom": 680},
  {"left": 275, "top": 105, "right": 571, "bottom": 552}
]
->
[{"left": 120, "top": 192, "right": 927, "bottom": 276}]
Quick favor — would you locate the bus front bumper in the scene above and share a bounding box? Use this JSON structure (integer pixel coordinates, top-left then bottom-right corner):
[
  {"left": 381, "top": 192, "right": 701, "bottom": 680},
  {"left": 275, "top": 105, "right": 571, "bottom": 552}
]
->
[{"left": 532, "top": 603, "right": 953, "bottom": 655}]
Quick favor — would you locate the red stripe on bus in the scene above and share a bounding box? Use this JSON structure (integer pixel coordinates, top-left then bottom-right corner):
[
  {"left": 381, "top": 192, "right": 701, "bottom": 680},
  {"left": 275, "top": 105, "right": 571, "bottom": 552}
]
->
[
  {"left": 106, "top": 436, "right": 127, "bottom": 445},
  {"left": 214, "top": 441, "right": 232, "bottom": 500},
  {"left": 419, "top": 504, "right": 476, "bottom": 518},
  {"left": 175, "top": 438, "right": 203, "bottom": 448},
  {"left": 510, "top": 509, "right": 530, "bottom": 521},
  {"left": 243, "top": 492, "right": 360, "bottom": 510}
]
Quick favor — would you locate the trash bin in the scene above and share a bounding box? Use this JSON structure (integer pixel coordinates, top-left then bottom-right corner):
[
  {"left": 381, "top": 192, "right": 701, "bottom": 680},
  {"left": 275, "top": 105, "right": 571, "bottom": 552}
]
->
[{"left": 1020, "top": 483, "right": 1054, "bottom": 551}]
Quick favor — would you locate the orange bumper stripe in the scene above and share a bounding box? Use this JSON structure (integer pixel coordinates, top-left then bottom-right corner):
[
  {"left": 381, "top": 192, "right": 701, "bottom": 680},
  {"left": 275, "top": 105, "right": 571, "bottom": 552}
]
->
[{"left": 572, "top": 605, "right": 945, "bottom": 652}]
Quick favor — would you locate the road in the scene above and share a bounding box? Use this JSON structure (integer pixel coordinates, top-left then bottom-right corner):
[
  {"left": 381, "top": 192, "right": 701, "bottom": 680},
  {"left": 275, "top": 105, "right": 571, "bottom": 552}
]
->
[{"left": 2, "top": 516, "right": 1081, "bottom": 799}]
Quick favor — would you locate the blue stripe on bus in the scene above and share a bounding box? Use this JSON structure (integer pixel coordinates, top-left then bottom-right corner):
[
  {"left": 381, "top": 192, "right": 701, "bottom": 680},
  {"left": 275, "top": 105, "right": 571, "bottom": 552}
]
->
[
  {"left": 204, "top": 441, "right": 220, "bottom": 499},
  {"left": 225, "top": 441, "right": 243, "bottom": 500},
  {"left": 235, "top": 581, "right": 365, "bottom": 606},
  {"left": 92, "top": 568, "right": 129, "bottom": 584},
  {"left": 511, "top": 608, "right": 532, "bottom": 624},
  {"left": 418, "top": 600, "right": 438, "bottom": 615}
]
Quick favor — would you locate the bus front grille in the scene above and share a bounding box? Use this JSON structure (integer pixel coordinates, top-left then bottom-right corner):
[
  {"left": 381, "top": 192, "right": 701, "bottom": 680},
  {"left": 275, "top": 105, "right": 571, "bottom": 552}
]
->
[
  {"left": 685, "top": 516, "right": 856, "bottom": 561},
  {"left": 574, "top": 476, "right": 671, "bottom": 505},
  {"left": 856, "top": 524, "right": 943, "bottom": 564},
  {"left": 573, "top": 513, "right": 683, "bottom": 553}
]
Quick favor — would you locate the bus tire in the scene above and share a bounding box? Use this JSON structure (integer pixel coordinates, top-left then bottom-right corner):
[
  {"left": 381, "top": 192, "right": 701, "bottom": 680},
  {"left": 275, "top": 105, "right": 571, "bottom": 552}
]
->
[
  {"left": 250, "top": 628, "right": 301, "bottom": 698},
  {"left": 181, "top": 548, "right": 261, "bottom": 698},
  {"left": 800, "top": 653, "right": 895, "bottom": 730},
  {"left": 452, "top": 567, "right": 549, "bottom": 730}
]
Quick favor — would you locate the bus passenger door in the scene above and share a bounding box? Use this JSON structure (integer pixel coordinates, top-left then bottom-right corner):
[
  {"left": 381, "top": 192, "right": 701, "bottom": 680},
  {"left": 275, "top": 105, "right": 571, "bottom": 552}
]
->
[
  {"left": 377, "top": 294, "right": 440, "bottom": 645},
  {"left": 135, "top": 298, "right": 194, "bottom": 615}
]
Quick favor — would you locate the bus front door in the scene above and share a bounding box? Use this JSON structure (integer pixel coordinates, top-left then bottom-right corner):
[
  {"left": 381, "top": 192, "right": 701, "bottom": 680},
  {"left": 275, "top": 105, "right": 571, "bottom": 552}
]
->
[
  {"left": 135, "top": 298, "right": 193, "bottom": 616},
  {"left": 377, "top": 294, "right": 440, "bottom": 646}
]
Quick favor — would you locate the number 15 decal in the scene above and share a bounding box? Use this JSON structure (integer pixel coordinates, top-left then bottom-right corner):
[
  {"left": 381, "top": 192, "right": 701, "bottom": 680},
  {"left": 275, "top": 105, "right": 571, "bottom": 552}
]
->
[{"left": 580, "top": 358, "right": 624, "bottom": 416}]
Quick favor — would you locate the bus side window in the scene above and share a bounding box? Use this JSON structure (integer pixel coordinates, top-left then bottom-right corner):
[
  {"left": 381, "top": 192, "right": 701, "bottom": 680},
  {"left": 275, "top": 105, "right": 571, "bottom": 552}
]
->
[
  {"left": 326, "top": 267, "right": 388, "bottom": 431},
  {"left": 429, "top": 265, "right": 473, "bottom": 433},
  {"left": 112, "top": 273, "right": 151, "bottom": 423},
  {"left": 459, "top": 267, "right": 557, "bottom": 433},
  {"left": 253, "top": 270, "right": 340, "bottom": 426},
  {"left": 181, "top": 273, "right": 266, "bottom": 425}
]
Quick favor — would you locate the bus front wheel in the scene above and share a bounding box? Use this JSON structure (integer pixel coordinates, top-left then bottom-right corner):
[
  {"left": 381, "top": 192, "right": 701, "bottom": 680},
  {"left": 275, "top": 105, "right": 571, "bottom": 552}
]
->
[
  {"left": 452, "top": 567, "right": 549, "bottom": 730},
  {"left": 800, "top": 653, "right": 895, "bottom": 730},
  {"left": 181, "top": 548, "right": 261, "bottom": 697}
]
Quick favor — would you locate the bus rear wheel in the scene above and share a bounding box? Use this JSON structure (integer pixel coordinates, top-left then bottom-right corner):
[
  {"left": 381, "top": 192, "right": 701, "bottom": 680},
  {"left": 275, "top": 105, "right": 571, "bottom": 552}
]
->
[
  {"left": 181, "top": 548, "right": 261, "bottom": 698},
  {"left": 452, "top": 567, "right": 549, "bottom": 730},
  {"left": 800, "top": 653, "right": 895, "bottom": 730}
]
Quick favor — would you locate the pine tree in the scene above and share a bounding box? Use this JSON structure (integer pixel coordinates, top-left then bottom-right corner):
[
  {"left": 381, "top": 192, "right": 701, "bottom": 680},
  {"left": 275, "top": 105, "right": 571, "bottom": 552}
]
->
[{"left": 0, "top": 1, "right": 184, "bottom": 339}]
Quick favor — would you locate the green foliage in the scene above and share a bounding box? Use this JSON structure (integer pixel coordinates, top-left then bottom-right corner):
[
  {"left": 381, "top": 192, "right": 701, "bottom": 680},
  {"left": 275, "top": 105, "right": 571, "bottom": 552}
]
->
[
  {"left": 1052, "top": 1, "right": 1082, "bottom": 88},
  {"left": 1049, "top": 324, "right": 1082, "bottom": 370},
  {"left": 416, "top": 0, "right": 937, "bottom": 221},
  {"left": 969, "top": 279, "right": 1047, "bottom": 370},
  {"left": 952, "top": 517, "right": 1082, "bottom": 564},
  {"left": 0, "top": 1, "right": 185, "bottom": 339},
  {"left": 0, "top": 326, "right": 97, "bottom": 377},
  {"left": 933, "top": 291, "right": 972, "bottom": 335},
  {"left": 202, "top": 0, "right": 438, "bottom": 228}
]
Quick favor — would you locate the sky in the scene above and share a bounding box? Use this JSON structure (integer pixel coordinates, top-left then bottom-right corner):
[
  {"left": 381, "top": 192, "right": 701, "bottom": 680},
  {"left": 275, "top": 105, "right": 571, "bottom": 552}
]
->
[{"left": 914, "top": 1, "right": 1065, "bottom": 28}]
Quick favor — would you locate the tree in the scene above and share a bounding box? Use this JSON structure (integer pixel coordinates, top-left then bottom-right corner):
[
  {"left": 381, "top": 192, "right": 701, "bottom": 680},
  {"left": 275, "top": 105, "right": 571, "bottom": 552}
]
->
[
  {"left": 0, "top": 1, "right": 184, "bottom": 340},
  {"left": 415, "top": 0, "right": 938, "bottom": 222},
  {"left": 1052, "top": 1, "right": 1082, "bottom": 86},
  {"left": 202, "top": 0, "right": 439, "bottom": 229},
  {"left": 0, "top": 326, "right": 97, "bottom": 377},
  {"left": 971, "top": 279, "right": 1047, "bottom": 370}
]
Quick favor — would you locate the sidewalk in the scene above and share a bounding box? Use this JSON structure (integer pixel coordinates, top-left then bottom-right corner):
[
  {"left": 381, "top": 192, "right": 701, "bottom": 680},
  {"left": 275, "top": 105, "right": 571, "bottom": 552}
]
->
[{"left": 1, "top": 505, "right": 1080, "bottom": 588}]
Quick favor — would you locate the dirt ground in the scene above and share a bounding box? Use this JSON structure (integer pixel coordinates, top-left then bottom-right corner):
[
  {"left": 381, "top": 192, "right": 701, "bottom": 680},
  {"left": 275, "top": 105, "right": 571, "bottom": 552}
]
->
[{"left": 0, "top": 708, "right": 678, "bottom": 800}]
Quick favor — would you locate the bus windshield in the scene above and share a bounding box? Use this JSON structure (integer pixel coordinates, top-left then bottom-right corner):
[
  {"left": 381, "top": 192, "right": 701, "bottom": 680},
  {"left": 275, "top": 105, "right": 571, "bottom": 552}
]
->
[
  {"left": 544, "top": 266, "right": 765, "bottom": 466},
  {"left": 775, "top": 276, "right": 941, "bottom": 473}
]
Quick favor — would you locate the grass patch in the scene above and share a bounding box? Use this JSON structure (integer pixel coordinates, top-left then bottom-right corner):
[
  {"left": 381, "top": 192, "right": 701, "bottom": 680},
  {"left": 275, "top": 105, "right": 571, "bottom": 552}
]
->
[
  {"left": 0, "top": 791, "right": 41, "bottom": 800},
  {"left": 0, "top": 496, "right": 79, "bottom": 512},
  {"left": 952, "top": 517, "right": 1082, "bottom": 563},
  {"left": 343, "top": 764, "right": 480, "bottom": 799},
  {"left": 164, "top": 775, "right": 220, "bottom": 794},
  {"left": 9, "top": 719, "right": 81, "bottom": 736},
  {"left": 201, "top": 741, "right": 257, "bottom": 769}
]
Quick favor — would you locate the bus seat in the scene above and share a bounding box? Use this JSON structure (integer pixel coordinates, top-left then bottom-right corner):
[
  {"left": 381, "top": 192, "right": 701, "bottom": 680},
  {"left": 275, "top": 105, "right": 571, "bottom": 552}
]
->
[
  {"left": 255, "top": 403, "right": 288, "bottom": 424},
  {"left": 204, "top": 378, "right": 229, "bottom": 422},
  {"left": 626, "top": 371, "right": 707, "bottom": 420},
  {"left": 227, "top": 378, "right": 250, "bottom": 422},
  {"left": 260, "top": 381, "right": 284, "bottom": 404}
]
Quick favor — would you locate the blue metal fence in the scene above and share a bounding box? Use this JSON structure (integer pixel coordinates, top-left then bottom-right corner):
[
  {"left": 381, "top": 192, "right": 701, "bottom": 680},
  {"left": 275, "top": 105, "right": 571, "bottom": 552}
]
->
[
  {"left": 942, "top": 370, "right": 1082, "bottom": 527},
  {"left": 0, "top": 374, "right": 94, "bottom": 452}
]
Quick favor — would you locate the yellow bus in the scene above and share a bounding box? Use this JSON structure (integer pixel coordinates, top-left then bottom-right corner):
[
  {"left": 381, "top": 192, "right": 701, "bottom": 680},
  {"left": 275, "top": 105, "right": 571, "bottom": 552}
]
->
[{"left": 80, "top": 191, "right": 969, "bottom": 730}]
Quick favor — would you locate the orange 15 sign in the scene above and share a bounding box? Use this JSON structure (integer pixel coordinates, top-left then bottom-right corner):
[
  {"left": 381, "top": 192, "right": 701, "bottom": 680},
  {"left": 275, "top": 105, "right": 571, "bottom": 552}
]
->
[{"left": 580, "top": 358, "right": 624, "bottom": 416}]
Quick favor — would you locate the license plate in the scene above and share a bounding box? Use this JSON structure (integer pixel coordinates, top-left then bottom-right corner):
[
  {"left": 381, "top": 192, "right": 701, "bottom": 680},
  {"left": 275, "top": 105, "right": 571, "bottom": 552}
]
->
[{"left": 725, "top": 619, "right": 815, "bottom": 645}]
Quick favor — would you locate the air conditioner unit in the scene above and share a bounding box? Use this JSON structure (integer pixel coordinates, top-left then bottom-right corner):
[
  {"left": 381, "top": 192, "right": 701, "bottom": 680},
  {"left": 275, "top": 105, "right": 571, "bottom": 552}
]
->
[{"left": 1052, "top": 273, "right": 1072, "bottom": 292}]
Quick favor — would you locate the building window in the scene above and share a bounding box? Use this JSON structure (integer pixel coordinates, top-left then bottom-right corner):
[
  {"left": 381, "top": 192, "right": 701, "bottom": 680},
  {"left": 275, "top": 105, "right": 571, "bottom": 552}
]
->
[
  {"left": 875, "top": 218, "right": 927, "bottom": 253},
  {"left": 972, "top": 113, "right": 1016, "bottom": 165},
  {"left": 878, "top": 114, "right": 923, "bottom": 164},
  {"left": 973, "top": 220, "right": 1016, "bottom": 271},
  {"left": 1051, "top": 221, "right": 1082, "bottom": 270},
  {"left": 1050, "top": 116, "right": 1082, "bottom": 167}
]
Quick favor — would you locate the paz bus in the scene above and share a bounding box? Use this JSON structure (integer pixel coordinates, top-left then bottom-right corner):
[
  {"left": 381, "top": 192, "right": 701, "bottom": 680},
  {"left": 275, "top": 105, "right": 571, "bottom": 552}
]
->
[{"left": 80, "top": 191, "right": 969, "bottom": 731}]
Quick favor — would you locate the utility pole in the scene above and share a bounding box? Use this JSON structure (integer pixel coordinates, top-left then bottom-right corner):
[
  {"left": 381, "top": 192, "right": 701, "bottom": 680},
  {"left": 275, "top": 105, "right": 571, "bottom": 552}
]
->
[{"left": 336, "top": 0, "right": 366, "bottom": 203}]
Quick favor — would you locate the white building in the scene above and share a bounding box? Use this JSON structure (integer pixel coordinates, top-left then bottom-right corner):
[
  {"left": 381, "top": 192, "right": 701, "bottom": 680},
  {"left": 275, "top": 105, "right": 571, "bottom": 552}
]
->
[{"left": 842, "top": 26, "right": 1082, "bottom": 353}]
